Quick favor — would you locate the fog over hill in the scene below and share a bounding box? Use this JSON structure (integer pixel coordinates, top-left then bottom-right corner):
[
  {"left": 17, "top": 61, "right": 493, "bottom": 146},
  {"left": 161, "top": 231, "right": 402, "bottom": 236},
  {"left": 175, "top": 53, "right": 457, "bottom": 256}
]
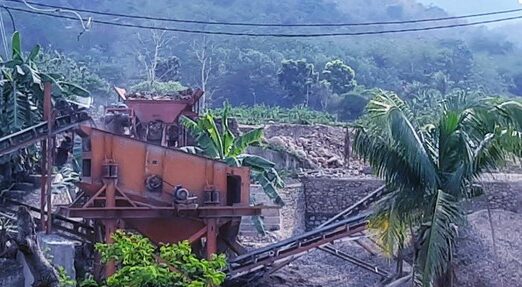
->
[
  {"left": 4, "top": 0, "right": 522, "bottom": 111},
  {"left": 418, "top": 0, "right": 521, "bottom": 14}
]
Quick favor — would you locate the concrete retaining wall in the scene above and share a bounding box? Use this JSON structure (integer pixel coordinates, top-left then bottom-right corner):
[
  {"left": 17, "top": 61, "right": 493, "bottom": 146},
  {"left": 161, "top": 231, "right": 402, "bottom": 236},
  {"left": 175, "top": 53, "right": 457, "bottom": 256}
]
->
[
  {"left": 240, "top": 183, "right": 305, "bottom": 237},
  {"left": 240, "top": 185, "right": 281, "bottom": 236},
  {"left": 247, "top": 146, "right": 312, "bottom": 172},
  {"left": 301, "top": 176, "right": 382, "bottom": 230},
  {"left": 302, "top": 173, "right": 522, "bottom": 230}
]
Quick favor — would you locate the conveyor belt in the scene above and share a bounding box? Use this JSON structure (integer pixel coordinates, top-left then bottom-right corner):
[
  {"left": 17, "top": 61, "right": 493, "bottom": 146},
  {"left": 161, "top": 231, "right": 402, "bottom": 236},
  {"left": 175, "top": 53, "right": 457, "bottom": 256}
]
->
[
  {"left": 0, "top": 198, "right": 96, "bottom": 243},
  {"left": 227, "top": 185, "right": 389, "bottom": 282},
  {"left": 228, "top": 213, "right": 369, "bottom": 279},
  {"left": 0, "top": 109, "right": 90, "bottom": 157}
]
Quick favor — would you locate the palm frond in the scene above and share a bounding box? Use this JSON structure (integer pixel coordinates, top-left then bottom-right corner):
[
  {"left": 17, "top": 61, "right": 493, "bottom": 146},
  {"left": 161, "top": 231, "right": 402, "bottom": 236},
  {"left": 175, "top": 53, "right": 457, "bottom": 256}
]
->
[
  {"left": 365, "top": 92, "right": 439, "bottom": 189},
  {"left": 251, "top": 215, "right": 267, "bottom": 236},
  {"left": 369, "top": 195, "right": 409, "bottom": 257},
  {"left": 237, "top": 154, "right": 276, "bottom": 171},
  {"left": 199, "top": 113, "right": 225, "bottom": 159},
  {"left": 495, "top": 101, "right": 522, "bottom": 128},
  {"left": 416, "top": 190, "right": 460, "bottom": 287},
  {"left": 353, "top": 128, "right": 424, "bottom": 191},
  {"left": 251, "top": 169, "right": 284, "bottom": 206}
]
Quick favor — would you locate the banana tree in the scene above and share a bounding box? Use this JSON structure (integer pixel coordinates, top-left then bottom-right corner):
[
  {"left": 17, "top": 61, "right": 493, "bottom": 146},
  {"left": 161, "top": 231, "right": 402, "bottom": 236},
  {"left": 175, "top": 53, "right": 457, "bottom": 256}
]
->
[
  {"left": 180, "top": 105, "right": 285, "bottom": 233},
  {"left": 0, "top": 31, "right": 90, "bottom": 188},
  {"left": 353, "top": 91, "right": 522, "bottom": 286}
]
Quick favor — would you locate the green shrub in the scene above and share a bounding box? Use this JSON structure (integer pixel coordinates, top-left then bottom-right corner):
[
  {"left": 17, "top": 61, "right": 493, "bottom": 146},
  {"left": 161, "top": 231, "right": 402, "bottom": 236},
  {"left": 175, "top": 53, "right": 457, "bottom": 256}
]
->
[
  {"left": 95, "top": 231, "right": 227, "bottom": 287},
  {"left": 129, "top": 81, "right": 186, "bottom": 94}
]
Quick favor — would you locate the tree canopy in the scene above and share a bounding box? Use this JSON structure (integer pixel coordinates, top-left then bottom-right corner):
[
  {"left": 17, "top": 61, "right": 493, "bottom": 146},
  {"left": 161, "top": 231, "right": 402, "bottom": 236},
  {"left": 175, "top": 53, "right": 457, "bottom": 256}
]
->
[{"left": 353, "top": 92, "right": 522, "bottom": 286}]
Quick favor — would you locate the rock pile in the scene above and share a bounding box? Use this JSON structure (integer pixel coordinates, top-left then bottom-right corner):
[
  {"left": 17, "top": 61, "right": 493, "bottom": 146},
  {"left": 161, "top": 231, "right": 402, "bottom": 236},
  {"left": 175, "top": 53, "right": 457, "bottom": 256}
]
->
[
  {"left": 126, "top": 88, "right": 196, "bottom": 101},
  {"left": 263, "top": 124, "right": 366, "bottom": 174}
]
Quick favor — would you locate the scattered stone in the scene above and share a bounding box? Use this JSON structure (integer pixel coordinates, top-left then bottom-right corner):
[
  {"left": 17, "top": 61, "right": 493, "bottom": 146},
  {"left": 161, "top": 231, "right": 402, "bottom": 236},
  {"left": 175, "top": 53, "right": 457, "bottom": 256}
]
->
[
  {"left": 361, "top": 166, "right": 373, "bottom": 175},
  {"left": 260, "top": 124, "right": 366, "bottom": 172}
]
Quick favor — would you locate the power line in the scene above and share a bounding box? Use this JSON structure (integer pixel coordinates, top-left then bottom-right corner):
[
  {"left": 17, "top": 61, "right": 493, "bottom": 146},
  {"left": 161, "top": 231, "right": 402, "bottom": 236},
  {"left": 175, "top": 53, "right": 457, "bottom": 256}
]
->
[
  {"left": 18, "top": 0, "right": 91, "bottom": 33},
  {"left": 5, "top": 0, "right": 522, "bottom": 27},
  {"left": 3, "top": 4, "right": 522, "bottom": 38},
  {"left": 2, "top": 6, "right": 16, "bottom": 32}
]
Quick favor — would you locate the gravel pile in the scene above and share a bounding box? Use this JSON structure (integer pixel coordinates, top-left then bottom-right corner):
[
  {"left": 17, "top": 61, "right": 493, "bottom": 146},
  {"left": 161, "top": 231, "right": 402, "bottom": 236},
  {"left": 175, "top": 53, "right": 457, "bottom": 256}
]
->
[
  {"left": 455, "top": 209, "right": 522, "bottom": 287},
  {"left": 301, "top": 167, "right": 374, "bottom": 178}
]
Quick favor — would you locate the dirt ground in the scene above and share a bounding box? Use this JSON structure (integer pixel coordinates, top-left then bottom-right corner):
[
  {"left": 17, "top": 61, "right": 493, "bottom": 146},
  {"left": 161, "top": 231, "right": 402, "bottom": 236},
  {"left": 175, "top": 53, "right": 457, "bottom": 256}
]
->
[
  {"left": 455, "top": 209, "right": 522, "bottom": 287},
  {"left": 249, "top": 241, "right": 395, "bottom": 287},
  {"left": 239, "top": 179, "right": 522, "bottom": 287}
]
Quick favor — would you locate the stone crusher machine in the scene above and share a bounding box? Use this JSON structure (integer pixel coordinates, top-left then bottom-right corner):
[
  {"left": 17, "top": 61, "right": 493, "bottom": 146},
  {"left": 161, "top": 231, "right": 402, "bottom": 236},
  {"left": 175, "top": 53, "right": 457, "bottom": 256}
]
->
[
  {"left": 63, "top": 126, "right": 388, "bottom": 283},
  {"left": 66, "top": 126, "right": 263, "bottom": 264},
  {"left": 104, "top": 86, "right": 204, "bottom": 147}
]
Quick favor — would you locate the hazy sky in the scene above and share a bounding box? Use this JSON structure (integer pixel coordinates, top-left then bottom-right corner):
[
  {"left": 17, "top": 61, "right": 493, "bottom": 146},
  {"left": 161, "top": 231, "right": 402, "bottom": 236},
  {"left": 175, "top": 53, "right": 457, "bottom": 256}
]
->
[{"left": 418, "top": 0, "right": 522, "bottom": 14}]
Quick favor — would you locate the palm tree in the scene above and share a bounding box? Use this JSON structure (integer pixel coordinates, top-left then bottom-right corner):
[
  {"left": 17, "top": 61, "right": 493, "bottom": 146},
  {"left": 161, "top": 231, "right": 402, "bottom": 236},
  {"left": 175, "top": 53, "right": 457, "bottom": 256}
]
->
[
  {"left": 353, "top": 91, "right": 521, "bottom": 286},
  {"left": 180, "top": 105, "right": 285, "bottom": 233}
]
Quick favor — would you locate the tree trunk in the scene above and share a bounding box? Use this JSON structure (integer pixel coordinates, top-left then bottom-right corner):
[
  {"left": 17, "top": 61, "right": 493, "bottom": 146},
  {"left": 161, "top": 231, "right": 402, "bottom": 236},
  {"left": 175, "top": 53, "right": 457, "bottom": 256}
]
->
[
  {"left": 344, "top": 128, "right": 351, "bottom": 168},
  {"left": 15, "top": 206, "right": 59, "bottom": 287}
]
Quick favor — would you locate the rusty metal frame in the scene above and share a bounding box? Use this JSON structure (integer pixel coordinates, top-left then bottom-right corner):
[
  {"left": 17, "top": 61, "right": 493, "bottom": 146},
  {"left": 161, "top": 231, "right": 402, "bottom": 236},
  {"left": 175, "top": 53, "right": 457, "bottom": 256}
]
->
[
  {"left": 106, "top": 87, "right": 204, "bottom": 148},
  {"left": 67, "top": 205, "right": 264, "bottom": 219},
  {"left": 229, "top": 222, "right": 368, "bottom": 278},
  {"left": 42, "top": 82, "right": 54, "bottom": 233},
  {"left": 319, "top": 244, "right": 390, "bottom": 277}
]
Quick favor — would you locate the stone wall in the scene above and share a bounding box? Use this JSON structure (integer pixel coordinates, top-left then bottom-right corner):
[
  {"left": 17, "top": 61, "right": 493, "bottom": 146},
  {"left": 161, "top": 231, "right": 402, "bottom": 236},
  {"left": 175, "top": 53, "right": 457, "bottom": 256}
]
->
[
  {"left": 241, "top": 173, "right": 522, "bottom": 235},
  {"left": 240, "top": 183, "right": 305, "bottom": 237},
  {"left": 301, "top": 176, "right": 382, "bottom": 230},
  {"left": 279, "top": 183, "right": 306, "bottom": 238},
  {"left": 302, "top": 173, "right": 522, "bottom": 230},
  {"left": 240, "top": 185, "right": 281, "bottom": 236}
]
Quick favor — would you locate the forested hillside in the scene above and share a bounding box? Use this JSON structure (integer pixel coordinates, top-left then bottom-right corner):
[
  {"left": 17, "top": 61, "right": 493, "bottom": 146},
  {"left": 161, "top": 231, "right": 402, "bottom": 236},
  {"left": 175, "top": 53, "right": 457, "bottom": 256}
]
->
[{"left": 8, "top": 0, "right": 522, "bottom": 119}]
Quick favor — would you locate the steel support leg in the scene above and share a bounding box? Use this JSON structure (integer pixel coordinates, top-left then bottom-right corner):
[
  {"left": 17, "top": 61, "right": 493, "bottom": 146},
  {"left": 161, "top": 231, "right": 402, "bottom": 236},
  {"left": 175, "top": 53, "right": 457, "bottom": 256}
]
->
[{"left": 206, "top": 219, "right": 217, "bottom": 258}]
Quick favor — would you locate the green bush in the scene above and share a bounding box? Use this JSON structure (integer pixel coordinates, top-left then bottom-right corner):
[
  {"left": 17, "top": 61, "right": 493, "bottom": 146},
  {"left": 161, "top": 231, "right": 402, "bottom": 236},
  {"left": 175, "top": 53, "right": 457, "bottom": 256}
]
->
[
  {"left": 95, "top": 231, "right": 227, "bottom": 287},
  {"left": 129, "top": 81, "right": 187, "bottom": 95}
]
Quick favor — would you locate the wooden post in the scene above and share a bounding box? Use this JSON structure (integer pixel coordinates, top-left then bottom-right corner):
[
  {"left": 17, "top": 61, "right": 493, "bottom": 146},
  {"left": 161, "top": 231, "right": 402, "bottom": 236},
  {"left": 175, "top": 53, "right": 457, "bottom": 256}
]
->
[{"left": 344, "top": 127, "right": 351, "bottom": 168}]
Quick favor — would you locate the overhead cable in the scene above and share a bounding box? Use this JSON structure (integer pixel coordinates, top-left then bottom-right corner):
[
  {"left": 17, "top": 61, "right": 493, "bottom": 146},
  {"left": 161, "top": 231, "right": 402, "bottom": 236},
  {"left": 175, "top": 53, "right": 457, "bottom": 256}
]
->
[
  {"left": 3, "top": 5, "right": 522, "bottom": 38},
  {"left": 5, "top": 0, "right": 522, "bottom": 27},
  {"left": 18, "top": 0, "right": 91, "bottom": 39}
]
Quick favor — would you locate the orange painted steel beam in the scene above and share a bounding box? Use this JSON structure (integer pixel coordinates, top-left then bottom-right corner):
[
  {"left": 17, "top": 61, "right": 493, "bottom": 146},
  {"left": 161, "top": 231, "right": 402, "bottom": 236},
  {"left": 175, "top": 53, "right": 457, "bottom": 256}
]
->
[
  {"left": 67, "top": 206, "right": 263, "bottom": 219},
  {"left": 187, "top": 226, "right": 208, "bottom": 243}
]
